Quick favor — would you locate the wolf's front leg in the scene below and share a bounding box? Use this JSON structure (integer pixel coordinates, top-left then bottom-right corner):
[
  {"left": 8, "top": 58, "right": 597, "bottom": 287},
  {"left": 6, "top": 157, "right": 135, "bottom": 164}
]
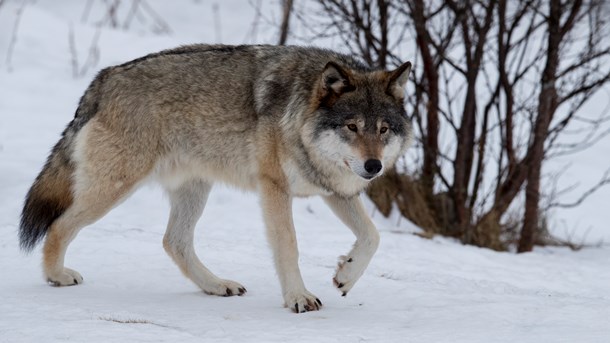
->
[
  {"left": 324, "top": 195, "right": 380, "bottom": 296},
  {"left": 260, "top": 177, "right": 322, "bottom": 313}
]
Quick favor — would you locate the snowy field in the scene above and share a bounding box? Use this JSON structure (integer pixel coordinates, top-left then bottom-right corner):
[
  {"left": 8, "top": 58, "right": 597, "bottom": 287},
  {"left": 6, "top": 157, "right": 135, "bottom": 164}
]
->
[{"left": 1, "top": 1, "right": 609, "bottom": 342}]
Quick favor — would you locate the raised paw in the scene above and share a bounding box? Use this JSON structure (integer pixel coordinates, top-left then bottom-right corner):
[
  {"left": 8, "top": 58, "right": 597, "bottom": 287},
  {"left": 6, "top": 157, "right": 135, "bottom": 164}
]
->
[
  {"left": 333, "top": 255, "right": 366, "bottom": 296},
  {"left": 202, "top": 279, "right": 247, "bottom": 297},
  {"left": 284, "top": 290, "right": 322, "bottom": 313},
  {"left": 46, "top": 267, "right": 83, "bottom": 287}
]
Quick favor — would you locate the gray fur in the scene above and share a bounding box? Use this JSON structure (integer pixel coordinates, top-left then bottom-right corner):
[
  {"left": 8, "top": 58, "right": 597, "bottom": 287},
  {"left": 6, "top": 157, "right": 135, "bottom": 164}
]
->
[{"left": 19, "top": 44, "right": 413, "bottom": 313}]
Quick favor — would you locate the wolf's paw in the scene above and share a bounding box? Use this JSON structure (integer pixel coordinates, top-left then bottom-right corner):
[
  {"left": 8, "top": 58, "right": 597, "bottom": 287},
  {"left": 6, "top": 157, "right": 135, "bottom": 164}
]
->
[
  {"left": 202, "top": 279, "right": 247, "bottom": 297},
  {"left": 47, "top": 268, "right": 83, "bottom": 287},
  {"left": 333, "top": 255, "right": 366, "bottom": 296},
  {"left": 284, "top": 290, "right": 322, "bottom": 313}
]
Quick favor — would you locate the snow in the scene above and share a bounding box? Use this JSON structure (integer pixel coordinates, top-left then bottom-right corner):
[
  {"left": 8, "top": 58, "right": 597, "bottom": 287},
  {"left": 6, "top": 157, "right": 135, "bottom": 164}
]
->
[{"left": 1, "top": 1, "right": 609, "bottom": 342}]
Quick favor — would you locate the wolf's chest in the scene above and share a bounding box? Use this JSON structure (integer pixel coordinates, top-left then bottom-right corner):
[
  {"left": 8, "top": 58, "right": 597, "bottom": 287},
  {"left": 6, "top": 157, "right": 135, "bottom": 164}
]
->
[{"left": 282, "top": 160, "right": 332, "bottom": 197}]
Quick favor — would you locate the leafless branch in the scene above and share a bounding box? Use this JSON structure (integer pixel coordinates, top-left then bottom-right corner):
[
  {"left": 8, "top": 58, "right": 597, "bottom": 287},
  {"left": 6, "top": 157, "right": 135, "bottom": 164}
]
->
[
  {"left": 81, "top": 0, "right": 95, "bottom": 23},
  {"left": 68, "top": 23, "right": 101, "bottom": 78},
  {"left": 212, "top": 3, "right": 221, "bottom": 43},
  {"left": 138, "top": 0, "right": 171, "bottom": 34},
  {"left": 548, "top": 169, "right": 610, "bottom": 209},
  {"left": 4, "top": 0, "right": 27, "bottom": 72},
  {"left": 278, "top": 0, "right": 294, "bottom": 45},
  {"left": 292, "top": 0, "right": 610, "bottom": 251}
]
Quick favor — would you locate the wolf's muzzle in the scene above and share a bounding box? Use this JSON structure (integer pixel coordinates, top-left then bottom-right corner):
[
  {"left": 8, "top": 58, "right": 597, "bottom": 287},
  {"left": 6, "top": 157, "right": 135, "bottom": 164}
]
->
[{"left": 364, "top": 159, "right": 382, "bottom": 174}]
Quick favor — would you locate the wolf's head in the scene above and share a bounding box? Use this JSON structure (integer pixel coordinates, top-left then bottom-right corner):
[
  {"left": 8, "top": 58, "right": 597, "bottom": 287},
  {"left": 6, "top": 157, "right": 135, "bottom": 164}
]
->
[{"left": 302, "top": 60, "right": 412, "bottom": 183}]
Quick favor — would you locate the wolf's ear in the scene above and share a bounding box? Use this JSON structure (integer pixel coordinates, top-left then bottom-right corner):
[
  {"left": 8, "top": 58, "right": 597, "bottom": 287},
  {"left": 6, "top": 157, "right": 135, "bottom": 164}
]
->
[
  {"left": 387, "top": 61, "right": 412, "bottom": 100},
  {"left": 320, "top": 62, "right": 354, "bottom": 97}
]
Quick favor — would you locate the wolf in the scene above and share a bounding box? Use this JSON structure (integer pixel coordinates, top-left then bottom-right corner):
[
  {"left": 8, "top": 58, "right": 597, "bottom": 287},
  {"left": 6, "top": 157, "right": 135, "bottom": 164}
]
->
[{"left": 19, "top": 44, "right": 412, "bottom": 313}]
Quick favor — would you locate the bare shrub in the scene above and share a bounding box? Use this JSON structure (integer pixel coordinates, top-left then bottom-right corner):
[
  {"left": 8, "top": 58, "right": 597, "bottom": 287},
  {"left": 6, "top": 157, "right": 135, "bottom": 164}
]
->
[{"left": 291, "top": 0, "right": 610, "bottom": 251}]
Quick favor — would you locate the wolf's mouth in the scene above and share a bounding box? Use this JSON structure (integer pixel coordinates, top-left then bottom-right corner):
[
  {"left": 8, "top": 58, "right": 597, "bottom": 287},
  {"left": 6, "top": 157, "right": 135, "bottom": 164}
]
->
[
  {"left": 344, "top": 160, "right": 381, "bottom": 180},
  {"left": 360, "top": 173, "right": 377, "bottom": 180},
  {"left": 355, "top": 171, "right": 380, "bottom": 181},
  {"left": 360, "top": 167, "right": 384, "bottom": 180}
]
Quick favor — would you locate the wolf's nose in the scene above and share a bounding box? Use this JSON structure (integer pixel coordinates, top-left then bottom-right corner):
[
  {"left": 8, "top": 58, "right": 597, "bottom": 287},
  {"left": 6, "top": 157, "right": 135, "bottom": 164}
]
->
[{"left": 364, "top": 159, "right": 382, "bottom": 174}]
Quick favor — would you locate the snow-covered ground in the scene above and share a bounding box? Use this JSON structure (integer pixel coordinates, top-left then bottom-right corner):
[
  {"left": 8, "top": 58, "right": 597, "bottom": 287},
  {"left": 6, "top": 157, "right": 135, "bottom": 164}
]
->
[{"left": 1, "top": 1, "right": 609, "bottom": 342}]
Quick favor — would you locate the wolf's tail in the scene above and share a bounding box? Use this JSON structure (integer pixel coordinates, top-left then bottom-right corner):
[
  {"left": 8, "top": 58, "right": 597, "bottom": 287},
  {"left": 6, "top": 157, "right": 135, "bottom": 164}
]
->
[
  {"left": 19, "top": 68, "right": 109, "bottom": 251},
  {"left": 19, "top": 137, "right": 75, "bottom": 252}
]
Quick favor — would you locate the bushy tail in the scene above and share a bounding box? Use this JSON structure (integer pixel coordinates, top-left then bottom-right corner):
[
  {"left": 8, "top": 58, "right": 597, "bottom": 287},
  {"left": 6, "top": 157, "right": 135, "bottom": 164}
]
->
[
  {"left": 19, "top": 68, "right": 110, "bottom": 251},
  {"left": 19, "top": 136, "right": 75, "bottom": 252}
]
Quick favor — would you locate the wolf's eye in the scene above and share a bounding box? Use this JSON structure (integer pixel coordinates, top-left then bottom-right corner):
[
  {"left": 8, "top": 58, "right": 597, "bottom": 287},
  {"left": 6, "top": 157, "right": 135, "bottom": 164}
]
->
[
  {"left": 380, "top": 127, "right": 388, "bottom": 134},
  {"left": 347, "top": 124, "right": 358, "bottom": 132}
]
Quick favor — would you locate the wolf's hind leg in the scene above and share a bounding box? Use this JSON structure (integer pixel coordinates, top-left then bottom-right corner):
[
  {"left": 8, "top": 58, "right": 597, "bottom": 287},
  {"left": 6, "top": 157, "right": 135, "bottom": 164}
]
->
[
  {"left": 43, "top": 190, "right": 128, "bottom": 286},
  {"left": 44, "top": 212, "right": 86, "bottom": 286},
  {"left": 43, "top": 121, "right": 151, "bottom": 286},
  {"left": 163, "top": 179, "right": 246, "bottom": 297},
  {"left": 43, "top": 168, "right": 142, "bottom": 286},
  {"left": 324, "top": 195, "right": 380, "bottom": 296}
]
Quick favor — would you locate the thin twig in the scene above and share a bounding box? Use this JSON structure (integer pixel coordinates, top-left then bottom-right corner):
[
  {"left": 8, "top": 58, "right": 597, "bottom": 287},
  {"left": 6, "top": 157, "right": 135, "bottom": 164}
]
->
[
  {"left": 5, "top": 1, "right": 27, "bottom": 72},
  {"left": 212, "top": 3, "right": 221, "bottom": 43},
  {"left": 549, "top": 169, "right": 610, "bottom": 209},
  {"left": 123, "top": 0, "right": 141, "bottom": 30},
  {"left": 278, "top": 0, "right": 294, "bottom": 45},
  {"left": 68, "top": 23, "right": 79, "bottom": 78},
  {"left": 81, "top": 0, "right": 95, "bottom": 23}
]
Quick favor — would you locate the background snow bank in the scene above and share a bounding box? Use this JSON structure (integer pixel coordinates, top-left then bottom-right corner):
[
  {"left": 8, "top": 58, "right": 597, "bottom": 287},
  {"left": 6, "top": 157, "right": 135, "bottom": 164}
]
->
[{"left": 0, "top": 1, "right": 609, "bottom": 342}]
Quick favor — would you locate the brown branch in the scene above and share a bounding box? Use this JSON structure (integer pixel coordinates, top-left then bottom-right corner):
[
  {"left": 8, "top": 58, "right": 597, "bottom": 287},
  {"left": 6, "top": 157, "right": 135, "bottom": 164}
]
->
[
  {"left": 278, "top": 0, "right": 294, "bottom": 45},
  {"left": 549, "top": 169, "right": 610, "bottom": 209},
  {"left": 498, "top": 0, "right": 516, "bottom": 173},
  {"left": 469, "top": 81, "right": 499, "bottom": 211},
  {"left": 557, "top": 48, "right": 610, "bottom": 79},
  {"left": 518, "top": 0, "right": 563, "bottom": 253},
  {"left": 450, "top": 0, "right": 496, "bottom": 233},
  {"left": 377, "top": 0, "right": 388, "bottom": 68},
  {"left": 559, "top": 72, "right": 610, "bottom": 105},
  {"left": 410, "top": 0, "right": 440, "bottom": 196},
  {"left": 559, "top": 0, "right": 583, "bottom": 38}
]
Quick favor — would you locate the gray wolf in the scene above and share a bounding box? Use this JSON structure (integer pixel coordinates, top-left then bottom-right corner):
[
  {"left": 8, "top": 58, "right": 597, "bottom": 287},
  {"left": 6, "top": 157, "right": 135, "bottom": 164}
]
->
[{"left": 19, "top": 44, "right": 412, "bottom": 313}]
